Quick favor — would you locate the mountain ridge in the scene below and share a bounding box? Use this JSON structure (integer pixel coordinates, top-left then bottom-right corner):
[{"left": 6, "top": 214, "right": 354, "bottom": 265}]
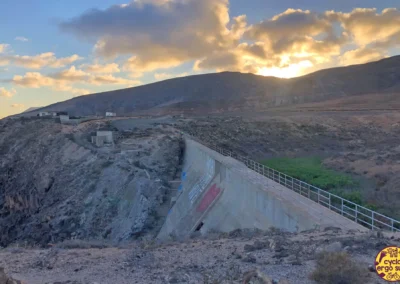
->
[{"left": 20, "top": 55, "right": 400, "bottom": 116}]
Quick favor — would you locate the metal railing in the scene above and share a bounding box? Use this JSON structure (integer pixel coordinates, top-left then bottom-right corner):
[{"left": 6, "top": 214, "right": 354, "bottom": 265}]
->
[{"left": 190, "top": 137, "right": 400, "bottom": 232}]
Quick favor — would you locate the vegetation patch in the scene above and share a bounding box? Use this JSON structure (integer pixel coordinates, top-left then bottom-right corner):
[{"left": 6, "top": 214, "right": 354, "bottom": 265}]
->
[
  {"left": 262, "top": 157, "right": 356, "bottom": 190},
  {"left": 262, "top": 157, "right": 381, "bottom": 212},
  {"left": 310, "top": 251, "right": 369, "bottom": 284}
]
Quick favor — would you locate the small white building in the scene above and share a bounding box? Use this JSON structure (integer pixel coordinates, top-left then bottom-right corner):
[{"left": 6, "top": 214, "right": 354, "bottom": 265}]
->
[
  {"left": 105, "top": 112, "right": 117, "bottom": 117},
  {"left": 96, "top": 131, "right": 113, "bottom": 143},
  {"left": 38, "top": 112, "right": 50, "bottom": 117}
]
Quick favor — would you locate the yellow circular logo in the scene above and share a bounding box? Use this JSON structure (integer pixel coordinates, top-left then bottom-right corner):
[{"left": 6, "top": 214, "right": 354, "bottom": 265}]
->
[{"left": 375, "top": 246, "right": 400, "bottom": 281}]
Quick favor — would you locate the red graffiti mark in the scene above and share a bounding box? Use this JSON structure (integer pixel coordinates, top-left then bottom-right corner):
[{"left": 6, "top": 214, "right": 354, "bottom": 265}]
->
[{"left": 197, "top": 184, "right": 221, "bottom": 212}]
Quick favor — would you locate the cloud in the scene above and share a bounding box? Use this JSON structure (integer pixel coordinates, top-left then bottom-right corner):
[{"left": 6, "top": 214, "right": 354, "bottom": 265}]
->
[
  {"left": 11, "top": 71, "right": 90, "bottom": 95},
  {"left": 60, "top": 0, "right": 239, "bottom": 72},
  {"left": 154, "top": 72, "right": 189, "bottom": 80},
  {"left": 51, "top": 66, "right": 89, "bottom": 82},
  {"left": 0, "top": 44, "right": 9, "bottom": 53},
  {"left": 246, "top": 9, "right": 332, "bottom": 43},
  {"left": 335, "top": 8, "right": 400, "bottom": 47},
  {"left": 58, "top": 2, "right": 400, "bottom": 77},
  {"left": 244, "top": 8, "right": 347, "bottom": 61},
  {"left": 11, "top": 65, "right": 141, "bottom": 96},
  {"left": 15, "top": 37, "right": 29, "bottom": 42},
  {"left": 194, "top": 51, "right": 240, "bottom": 71},
  {"left": 53, "top": 85, "right": 91, "bottom": 95},
  {"left": 0, "top": 52, "right": 83, "bottom": 69},
  {"left": 13, "top": 72, "right": 54, "bottom": 88},
  {"left": 340, "top": 47, "right": 387, "bottom": 65},
  {"left": 88, "top": 74, "right": 141, "bottom": 86},
  {"left": 10, "top": 103, "right": 25, "bottom": 109},
  {"left": 80, "top": 62, "right": 120, "bottom": 73},
  {"left": 0, "top": 87, "right": 16, "bottom": 97}
]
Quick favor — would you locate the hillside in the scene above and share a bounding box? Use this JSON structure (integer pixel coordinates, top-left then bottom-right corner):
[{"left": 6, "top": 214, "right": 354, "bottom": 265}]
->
[{"left": 22, "top": 55, "right": 400, "bottom": 116}]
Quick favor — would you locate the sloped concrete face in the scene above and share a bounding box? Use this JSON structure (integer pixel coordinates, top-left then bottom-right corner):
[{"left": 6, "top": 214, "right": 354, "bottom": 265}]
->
[{"left": 157, "top": 139, "right": 367, "bottom": 240}]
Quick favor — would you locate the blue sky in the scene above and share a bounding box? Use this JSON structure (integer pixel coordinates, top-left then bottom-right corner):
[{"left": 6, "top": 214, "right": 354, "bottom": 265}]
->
[{"left": 0, "top": 0, "right": 399, "bottom": 118}]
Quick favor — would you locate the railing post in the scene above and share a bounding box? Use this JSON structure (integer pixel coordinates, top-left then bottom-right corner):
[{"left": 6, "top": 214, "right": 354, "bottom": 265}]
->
[
  {"left": 392, "top": 219, "right": 394, "bottom": 232},
  {"left": 317, "top": 188, "right": 320, "bottom": 204},
  {"left": 341, "top": 198, "right": 344, "bottom": 216},
  {"left": 307, "top": 184, "right": 310, "bottom": 199},
  {"left": 355, "top": 205, "right": 358, "bottom": 223},
  {"left": 372, "top": 211, "right": 375, "bottom": 231},
  {"left": 328, "top": 193, "right": 331, "bottom": 210}
]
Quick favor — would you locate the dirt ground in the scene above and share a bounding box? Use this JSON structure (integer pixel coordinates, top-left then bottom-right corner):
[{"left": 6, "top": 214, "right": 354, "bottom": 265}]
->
[{"left": 0, "top": 228, "right": 395, "bottom": 284}]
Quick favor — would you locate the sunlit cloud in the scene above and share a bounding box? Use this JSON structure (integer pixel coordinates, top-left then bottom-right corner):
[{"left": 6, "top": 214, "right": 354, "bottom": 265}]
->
[
  {"left": 60, "top": 0, "right": 239, "bottom": 72},
  {"left": 0, "top": 52, "right": 83, "bottom": 69},
  {"left": 11, "top": 65, "right": 141, "bottom": 96},
  {"left": 0, "top": 87, "right": 16, "bottom": 97},
  {"left": 80, "top": 62, "right": 120, "bottom": 73},
  {"left": 88, "top": 74, "right": 141, "bottom": 86},
  {"left": 154, "top": 72, "right": 189, "bottom": 80},
  {"left": 258, "top": 60, "right": 313, "bottom": 78},
  {"left": 334, "top": 8, "right": 400, "bottom": 46},
  {"left": 340, "top": 47, "right": 387, "bottom": 65}
]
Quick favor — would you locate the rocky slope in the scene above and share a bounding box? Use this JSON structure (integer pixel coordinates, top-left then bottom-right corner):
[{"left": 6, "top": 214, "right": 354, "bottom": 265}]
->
[
  {"left": 0, "top": 117, "right": 183, "bottom": 247},
  {"left": 20, "top": 56, "right": 400, "bottom": 117}
]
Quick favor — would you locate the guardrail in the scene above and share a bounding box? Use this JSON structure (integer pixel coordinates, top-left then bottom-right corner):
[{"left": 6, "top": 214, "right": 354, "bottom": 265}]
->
[{"left": 190, "top": 137, "right": 400, "bottom": 232}]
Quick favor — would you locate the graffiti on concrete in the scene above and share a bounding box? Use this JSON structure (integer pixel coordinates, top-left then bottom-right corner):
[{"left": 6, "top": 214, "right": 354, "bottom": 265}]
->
[
  {"left": 196, "top": 184, "right": 222, "bottom": 212},
  {"left": 189, "top": 157, "right": 215, "bottom": 204}
]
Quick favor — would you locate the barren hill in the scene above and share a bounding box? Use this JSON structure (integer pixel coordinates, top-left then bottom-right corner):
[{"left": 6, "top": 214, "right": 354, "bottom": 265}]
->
[{"left": 23, "top": 55, "right": 400, "bottom": 116}]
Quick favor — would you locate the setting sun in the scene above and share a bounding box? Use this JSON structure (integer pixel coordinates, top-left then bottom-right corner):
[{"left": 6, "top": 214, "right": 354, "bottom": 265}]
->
[{"left": 257, "top": 60, "right": 314, "bottom": 78}]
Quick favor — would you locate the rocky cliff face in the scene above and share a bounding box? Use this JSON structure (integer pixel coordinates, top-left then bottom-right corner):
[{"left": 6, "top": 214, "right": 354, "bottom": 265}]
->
[{"left": 0, "top": 117, "right": 183, "bottom": 246}]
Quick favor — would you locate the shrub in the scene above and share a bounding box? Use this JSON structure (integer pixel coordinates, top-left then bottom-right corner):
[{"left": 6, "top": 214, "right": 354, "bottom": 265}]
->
[{"left": 310, "top": 252, "right": 367, "bottom": 284}]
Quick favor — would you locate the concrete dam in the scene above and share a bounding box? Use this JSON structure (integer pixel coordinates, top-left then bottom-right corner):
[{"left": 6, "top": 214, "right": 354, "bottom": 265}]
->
[{"left": 157, "top": 138, "right": 368, "bottom": 240}]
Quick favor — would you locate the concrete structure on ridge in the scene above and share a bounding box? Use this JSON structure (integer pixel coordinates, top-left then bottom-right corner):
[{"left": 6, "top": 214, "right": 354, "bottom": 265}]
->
[
  {"left": 106, "top": 112, "right": 117, "bottom": 117},
  {"left": 91, "top": 131, "right": 114, "bottom": 147},
  {"left": 157, "top": 138, "right": 367, "bottom": 240}
]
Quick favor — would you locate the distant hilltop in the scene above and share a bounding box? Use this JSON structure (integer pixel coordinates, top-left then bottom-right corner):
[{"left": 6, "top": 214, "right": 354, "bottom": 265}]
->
[{"left": 19, "top": 55, "right": 400, "bottom": 117}]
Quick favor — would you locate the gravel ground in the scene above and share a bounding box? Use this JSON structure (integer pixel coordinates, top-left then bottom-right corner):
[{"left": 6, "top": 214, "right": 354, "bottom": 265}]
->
[{"left": 0, "top": 228, "right": 395, "bottom": 283}]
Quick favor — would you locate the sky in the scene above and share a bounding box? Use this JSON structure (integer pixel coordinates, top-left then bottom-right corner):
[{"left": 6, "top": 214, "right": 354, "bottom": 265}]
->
[{"left": 0, "top": 0, "right": 399, "bottom": 118}]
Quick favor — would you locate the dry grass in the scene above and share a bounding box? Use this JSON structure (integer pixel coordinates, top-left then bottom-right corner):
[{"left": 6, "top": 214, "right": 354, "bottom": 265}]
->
[{"left": 310, "top": 252, "right": 367, "bottom": 284}]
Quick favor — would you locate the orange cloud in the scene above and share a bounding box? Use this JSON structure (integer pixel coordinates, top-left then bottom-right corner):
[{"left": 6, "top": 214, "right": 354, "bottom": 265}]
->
[
  {"left": 80, "top": 62, "right": 120, "bottom": 73},
  {"left": 340, "top": 47, "right": 387, "bottom": 65},
  {"left": 1, "top": 52, "right": 83, "bottom": 69},
  {"left": 0, "top": 87, "right": 16, "bottom": 97},
  {"left": 154, "top": 72, "right": 189, "bottom": 80}
]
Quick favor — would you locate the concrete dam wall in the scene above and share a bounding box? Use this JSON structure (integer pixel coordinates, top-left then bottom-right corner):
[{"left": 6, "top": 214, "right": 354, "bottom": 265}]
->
[{"left": 157, "top": 139, "right": 366, "bottom": 240}]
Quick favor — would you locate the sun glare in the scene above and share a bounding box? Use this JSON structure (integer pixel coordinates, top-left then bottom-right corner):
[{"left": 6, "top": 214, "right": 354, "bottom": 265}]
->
[{"left": 257, "top": 60, "right": 313, "bottom": 78}]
